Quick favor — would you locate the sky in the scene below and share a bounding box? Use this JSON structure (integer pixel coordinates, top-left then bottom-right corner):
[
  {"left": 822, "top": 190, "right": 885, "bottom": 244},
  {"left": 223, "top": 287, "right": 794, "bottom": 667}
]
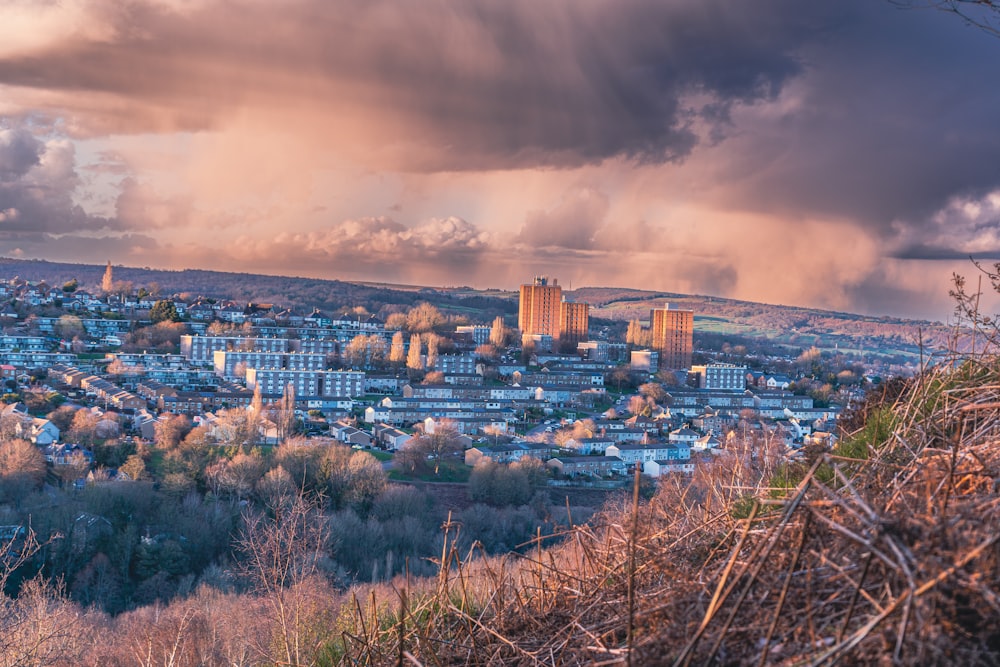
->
[{"left": 1, "top": 0, "right": 1000, "bottom": 320}]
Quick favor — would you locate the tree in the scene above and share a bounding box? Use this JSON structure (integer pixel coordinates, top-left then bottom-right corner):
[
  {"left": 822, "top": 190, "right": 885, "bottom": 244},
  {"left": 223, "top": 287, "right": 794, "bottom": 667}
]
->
[
  {"left": 318, "top": 446, "right": 386, "bottom": 510},
  {"left": 344, "top": 335, "right": 368, "bottom": 369},
  {"left": 406, "top": 333, "right": 423, "bottom": 371},
  {"left": 256, "top": 466, "right": 296, "bottom": 509},
  {"left": 626, "top": 319, "right": 650, "bottom": 347},
  {"left": 389, "top": 331, "right": 406, "bottom": 365},
  {"left": 638, "top": 382, "right": 668, "bottom": 405},
  {"left": 422, "top": 370, "right": 445, "bottom": 384},
  {"left": 396, "top": 421, "right": 465, "bottom": 475},
  {"left": 61, "top": 278, "right": 78, "bottom": 293},
  {"left": 101, "top": 261, "right": 113, "bottom": 294},
  {"left": 236, "top": 496, "right": 331, "bottom": 667},
  {"left": 208, "top": 450, "right": 265, "bottom": 499},
  {"left": 273, "top": 438, "right": 324, "bottom": 491},
  {"left": 46, "top": 405, "right": 77, "bottom": 432},
  {"left": 54, "top": 314, "right": 84, "bottom": 340},
  {"left": 271, "top": 383, "right": 297, "bottom": 443},
  {"left": 425, "top": 333, "right": 439, "bottom": 370},
  {"left": 0, "top": 438, "right": 45, "bottom": 501},
  {"left": 154, "top": 414, "right": 192, "bottom": 450},
  {"left": 149, "top": 300, "right": 181, "bottom": 323},
  {"left": 68, "top": 409, "right": 100, "bottom": 446},
  {"left": 490, "top": 316, "right": 509, "bottom": 348},
  {"left": 469, "top": 460, "right": 532, "bottom": 506},
  {"left": 607, "top": 367, "right": 638, "bottom": 392},
  {"left": 406, "top": 302, "right": 444, "bottom": 332},
  {"left": 475, "top": 343, "right": 499, "bottom": 361},
  {"left": 628, "top": 395, "right": 650, "bottom": 416},
  {"left": 212, "top": 408, "right": 257, "bottom": 447},
  {"left": 120, "top": 454, "right": 148, "bottom": 481},
  {"left": 249, "top": 384, "right": 263, "bottom": 439},
  {"left": 366, "top": 334, "right": 388, "bottom": 368},
  {"left": 384, "top": 312, "right": 408, "bottom": 330}
]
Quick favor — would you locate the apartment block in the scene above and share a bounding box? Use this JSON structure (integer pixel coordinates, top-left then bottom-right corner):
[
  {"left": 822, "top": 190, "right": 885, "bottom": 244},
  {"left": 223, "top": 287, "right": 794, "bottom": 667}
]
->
[
  {"left": 245, "top": 369, "right": 365, "bottom": 398},
  {"left": 650, "top": 304, "right": 694, "bottom": 370}
]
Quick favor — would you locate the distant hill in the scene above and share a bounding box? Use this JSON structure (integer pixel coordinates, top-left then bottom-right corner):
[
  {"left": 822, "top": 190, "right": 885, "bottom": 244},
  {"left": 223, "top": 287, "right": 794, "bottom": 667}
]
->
[
  {"left": 0, "top": 258, "right": 951, "bottom": 358},
  {"left": 0, "top": 258, "right": 518, "bottom": 322},
  {"left": 567, "top": 285, "right": 953, "bottom": 360}
]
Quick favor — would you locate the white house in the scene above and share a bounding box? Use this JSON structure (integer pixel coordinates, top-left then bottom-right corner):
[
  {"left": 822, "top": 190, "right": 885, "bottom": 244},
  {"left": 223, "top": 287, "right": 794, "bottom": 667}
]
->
[
  {"left": 27, "top": 418, "right": 60, "bottom": 445},
  {"left": 643, "top": 459, "right": 696, "bottom": 477}
]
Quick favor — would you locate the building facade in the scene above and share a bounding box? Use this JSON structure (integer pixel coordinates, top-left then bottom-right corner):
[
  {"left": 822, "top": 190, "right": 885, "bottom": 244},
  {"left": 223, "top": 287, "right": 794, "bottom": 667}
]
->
[
  {"left": 519, "top": 276, "right": 590, "bottom": 344},
  {"left": 690, "top": 363, "right": 747, "bottom": 391},
  {"left": 559, "top": 300, "right": 589, "bottom": 344},
  {"left": 650, "top": 304, "right": 694, "bottom": 370},
  {"left": 518, "top": 276, "right": 562, "bottom": 339}
]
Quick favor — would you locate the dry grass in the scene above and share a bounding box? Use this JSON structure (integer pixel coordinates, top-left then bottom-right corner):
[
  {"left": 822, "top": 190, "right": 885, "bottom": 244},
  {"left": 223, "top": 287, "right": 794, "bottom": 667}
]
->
[{"left": 335, "top": 357, "right": 1000, "bottom": 665}]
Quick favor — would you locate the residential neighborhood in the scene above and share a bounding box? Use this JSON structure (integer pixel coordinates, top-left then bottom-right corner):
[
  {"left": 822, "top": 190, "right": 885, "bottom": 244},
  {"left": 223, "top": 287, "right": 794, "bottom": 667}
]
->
[{"left": 0, "top": 272, "right": 864, "bottom": 497}]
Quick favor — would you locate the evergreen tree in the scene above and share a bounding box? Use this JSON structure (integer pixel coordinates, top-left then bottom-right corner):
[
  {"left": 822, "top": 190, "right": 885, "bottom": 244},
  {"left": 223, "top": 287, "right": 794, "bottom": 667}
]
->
[{"left": 150, "top": 300, "right": 181, "bottom": 323}]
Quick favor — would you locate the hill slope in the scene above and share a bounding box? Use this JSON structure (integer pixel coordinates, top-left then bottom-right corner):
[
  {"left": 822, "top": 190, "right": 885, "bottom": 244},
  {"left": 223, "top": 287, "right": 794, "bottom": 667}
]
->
[{"left": 0, "top": 257, "right": 952, "bottom": 357}]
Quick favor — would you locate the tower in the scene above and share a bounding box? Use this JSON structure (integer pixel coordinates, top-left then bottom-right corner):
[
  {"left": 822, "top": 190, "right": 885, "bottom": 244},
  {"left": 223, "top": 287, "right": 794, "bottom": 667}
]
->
[
  {"left": 650, "top": 304, "right": 693, "bottom": 369},
  {"left": 559, "top": 299, "right": 589, "bottom": 344},
  {"left": 518, "top": 276, "right": 562, "bottom": 338}
]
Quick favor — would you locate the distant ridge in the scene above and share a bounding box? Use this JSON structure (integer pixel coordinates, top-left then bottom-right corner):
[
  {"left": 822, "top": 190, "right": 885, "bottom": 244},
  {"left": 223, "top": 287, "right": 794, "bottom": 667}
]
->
[{"left": 0, "top": 257, "right": 952, "bottom": 356}]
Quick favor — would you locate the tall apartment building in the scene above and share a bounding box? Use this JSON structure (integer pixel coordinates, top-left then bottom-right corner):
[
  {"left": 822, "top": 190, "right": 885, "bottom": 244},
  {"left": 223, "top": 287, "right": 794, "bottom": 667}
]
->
[
  {"left": 519, "top": 277, "right": 562, "bottom": 338},
  {"left": 518, "top": 277, "right": 589, "bottom": 344},
  {"left": 650, "top": 304, "right": 694, "bottom": 370},
  {"left": 559, "top": 300, "right": 589, "bottom": 344}
]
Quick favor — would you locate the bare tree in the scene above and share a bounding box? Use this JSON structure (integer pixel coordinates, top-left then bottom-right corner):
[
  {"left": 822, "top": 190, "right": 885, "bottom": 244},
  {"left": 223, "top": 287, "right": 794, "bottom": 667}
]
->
[
  {"left": 154, "top": 414, "right": 192, "bottom": 450},
  {"left": 405, "top": 302, "right": 444, "bottom": 332},
  {"left": 0, "top": 438, "right": 46, "bottom": 503},
  {"left": 270, "top": 383, "right": 297, "bottom": 443},
  {"left": 396, "top": 421, "right": 465, "bottom": 475},
  {"left": 206, "top": 450, "right": 265, "bottom": 500},
  {"left": 343, "top": 335, "right": 368, "bottom": 368},
  {"left": 68, "top": 409, "right": 100, "bottom": 446},
  {"left": 0, "top": 527, "right": 88, "bottom": 667},
  {"left": 236, "top": 496, "right": 331, "bottom": 666}
]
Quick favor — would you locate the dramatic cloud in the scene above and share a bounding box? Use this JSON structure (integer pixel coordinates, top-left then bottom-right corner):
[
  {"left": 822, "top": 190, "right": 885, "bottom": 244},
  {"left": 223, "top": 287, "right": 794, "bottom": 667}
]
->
[
  {"left": 0, "top": 0, "right": 818, "bottom": 170},
  {"left": 0, "top": 122, "right": 117, "bottom": 237},
  {"left": 518, "top": 188, "right": 610, "bottom": 249},
  {"left": 890, "top": 191, "right": 1000, "bottom": 260},
  {"left": 0, "top": 1, "right": 998, "bottom": 319}
]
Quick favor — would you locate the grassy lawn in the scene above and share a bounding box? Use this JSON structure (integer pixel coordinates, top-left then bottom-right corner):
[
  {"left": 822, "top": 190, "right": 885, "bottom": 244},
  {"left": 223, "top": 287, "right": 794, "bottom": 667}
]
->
[
  {"left": 366, "top": 449, "right": 393, "bottom": 462},
  {"left": 389, "top": 460, "right": 471, "bottom": 483}
]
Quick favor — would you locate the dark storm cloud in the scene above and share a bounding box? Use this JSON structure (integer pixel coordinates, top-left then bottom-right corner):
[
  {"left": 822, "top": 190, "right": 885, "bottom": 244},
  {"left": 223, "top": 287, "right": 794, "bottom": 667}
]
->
[
  {"left": 0, "top": 0, "right": 822, "bottom": 170},
  {"left": 0, "top": 126, "right": 41, "bottom": 181},
  {"left": 712, "top": 3, "right": 1000, "bottom": 250},
  {"left": 0, "top": 123, "right": 117, "bottom": 236},
  {"left": 891, "top": 245, "right": 1000, "bottom": 261}
]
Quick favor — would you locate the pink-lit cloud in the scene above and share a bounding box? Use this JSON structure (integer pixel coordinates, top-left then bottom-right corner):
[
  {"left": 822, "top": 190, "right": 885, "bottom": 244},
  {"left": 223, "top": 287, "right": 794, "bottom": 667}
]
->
[{"left": 0, "top": 1, "right": 998, "bottom": 319}]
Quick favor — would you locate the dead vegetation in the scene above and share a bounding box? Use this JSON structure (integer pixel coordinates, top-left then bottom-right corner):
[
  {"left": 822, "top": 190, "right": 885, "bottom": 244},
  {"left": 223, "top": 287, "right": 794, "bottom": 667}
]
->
[
  {"left": 328, "top": 356, "right": 1000, "bottom": 665},
  {"left": 7, "top": 357, "right": 1000, "bottom": 665}
]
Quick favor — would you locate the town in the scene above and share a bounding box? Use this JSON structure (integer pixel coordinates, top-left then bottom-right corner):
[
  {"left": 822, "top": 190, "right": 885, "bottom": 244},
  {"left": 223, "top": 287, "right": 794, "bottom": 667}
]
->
[{"left": 0, "top": 267, "right": 860, "bottom": 494}]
